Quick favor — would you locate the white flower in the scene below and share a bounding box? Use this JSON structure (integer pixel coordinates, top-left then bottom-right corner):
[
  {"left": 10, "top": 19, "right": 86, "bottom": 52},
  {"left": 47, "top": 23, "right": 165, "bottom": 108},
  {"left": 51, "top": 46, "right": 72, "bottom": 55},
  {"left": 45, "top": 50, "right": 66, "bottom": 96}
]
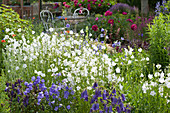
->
[
  {"left": 106, "top": 35, "right": 109, "bottom": 39},
  {"left": 6, "top": 28, "right": 10, "bottom": 33},
  {"left": 140, "top": 73, "right": 144, "bottom": 77},
  {"left": 4, "top": 35, "right": 9, "bottom": 40},
  {"left": 154, "top": 72, "right": 160, "bottom": 77},
  {"left": 80, "top": 29, "right": 84, "bottom": 34},
  {"left": 8, "top": 70, "right": 10, "bottom": 73},
  {"left": 156, "top": 64, "right": 161, "bottom": 69},
  {"left": 131, "top": 55, "right": 134, "bottom": 59},
  {"left": 138, "top": 48, "right": 142, "bottom": 52},
  {"left": 48, "top": 69, "right": 51, "bottom": 72},
  {"left": 23, "top": 64, "right": 27, "bottom": 68},
  {"left": 87, "top": 86, "right": 92, "bottom": 90},
  {"left": 89, "top": 33, "right": 92, "bottom": 37},
  {"left": 128, "top": 60, "right": 132, "bottom": 64},
  {"left": 49, "top": 28, "right": 54, "bottom": 32},
  {"left": 69, "top": 30, "right": 74, "bottom": 34},
  {"left": 76, "top": 86, "right": 81, "bottom": 90},
  {"left": 148, "top": 74, "right": 153, "bottom": 79},
  {"left": 41, "top": 73, "right": 46, "bottom": 77},
  {"left": 52, "top": 67, "right": 58, "bottom": 73},
  {"left": 17, "top": 28, "right": 21, "bottom": 32},
  {"left": 146, "top": 57, "right": 149, "bottom": 61},
  {"left": 119, "top": 84, "right": 123, "bottom": 90},
  {"left": 150, "top": 91, "right": 156, "bottom": 96},
  {"left": 75, "top": 33, "right": 79, "bottom": 36},
  {"left": 159, "top": 77, "right": 165, "bottom": 83},
  {"left": 15, "top": 66, "right": 19, "bottom": 70},
  {"left": 116, "top": 67, "right": 120, "bottom": 73},
  {"left": 32, "top": 31, "right": 35, "bottom": 34}
]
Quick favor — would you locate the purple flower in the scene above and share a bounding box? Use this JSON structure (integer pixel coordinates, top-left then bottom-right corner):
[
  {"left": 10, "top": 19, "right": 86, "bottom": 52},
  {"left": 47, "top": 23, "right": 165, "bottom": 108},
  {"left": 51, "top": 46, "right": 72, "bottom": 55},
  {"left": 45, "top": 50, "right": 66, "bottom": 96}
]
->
[
  {"left": 31, "top": 76, "right": 35, "bottom": 81},
  {"left": 92, "top": 82, "right": 98, "bottom": 89},
  {"left": 54, "top": 106, "right": 58, "bottom": 111},
  {"left": 41, "top": 79, "right": 45, "bottom": 83},
  {"left": 81, "top": 89, "right": 88, "bottom": 101},
  {"left": 64, "top": 91, "right": 69, "bottom": 99},
  {"left": 111, "top": 97, "right": 117, "bottom": 104},
  {"left": 66, "top": 24, "right": 70, "bottom": 28},
  {"left": 109, "top": 105, "right": 112, "bottom": 112},
  {"left": 121, "top": 94, "right": 126, "bottom": 101},
  {"left": 91, "top": 103, "right": 99, "bottom": 111},
  {"left": 101, "top": 28, "right": 104, "bottom": 32},
  {"left": 67, "top": 105, "right": 71, "bottom": 110}
]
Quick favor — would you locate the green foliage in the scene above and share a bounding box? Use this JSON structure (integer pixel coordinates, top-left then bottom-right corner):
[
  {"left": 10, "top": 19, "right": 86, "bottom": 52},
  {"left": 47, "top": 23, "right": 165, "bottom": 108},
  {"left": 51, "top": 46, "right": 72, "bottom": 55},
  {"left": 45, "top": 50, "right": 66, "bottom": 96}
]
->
[
  {"left": 148, "top": 13, "right": 170, "bottom": 71},
  {"left": 0, "top": 71, "right": 10, "bottom": 113}
]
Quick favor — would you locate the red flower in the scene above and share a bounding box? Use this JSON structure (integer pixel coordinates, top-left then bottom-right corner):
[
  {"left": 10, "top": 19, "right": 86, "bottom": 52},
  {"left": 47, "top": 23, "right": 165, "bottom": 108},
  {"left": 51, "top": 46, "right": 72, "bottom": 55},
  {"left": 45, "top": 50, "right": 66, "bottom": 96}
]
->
[
  {"left": 108, "top": 19, "right": 114, "bottom": 25},
  {"left": 92, "top": 25, "right": 98, "bottom": 31},
  {"left": 131, "top": 24, "right": 137, "bottom": 30},
  {"left": 104, "top": 10, "right": 112, "bottom": 16},
  {"left": 12, "top": 34, "right": 16, "bottom": 37},
  {"left": 122, "top": 12, "right": 127, "bottom": 15},
  {"left": 1, "top": 40, "right": 6, "bottom": 43},
  {"left": 126, "top": 19, "right": 133, "bottom": 23}
]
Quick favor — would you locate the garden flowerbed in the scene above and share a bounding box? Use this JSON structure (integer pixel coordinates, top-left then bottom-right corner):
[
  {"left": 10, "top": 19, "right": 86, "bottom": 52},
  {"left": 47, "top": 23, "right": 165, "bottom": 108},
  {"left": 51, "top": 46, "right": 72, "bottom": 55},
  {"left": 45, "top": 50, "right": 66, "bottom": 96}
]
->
[{"left": 0, "top": 1, "right": 170, "bottom": 113}]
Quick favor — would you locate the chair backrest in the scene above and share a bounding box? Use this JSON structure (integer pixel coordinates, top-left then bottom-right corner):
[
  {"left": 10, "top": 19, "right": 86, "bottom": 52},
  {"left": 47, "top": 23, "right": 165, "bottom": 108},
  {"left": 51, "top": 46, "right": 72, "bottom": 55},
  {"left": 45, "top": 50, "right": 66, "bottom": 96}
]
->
[
  {"left": 73, "top": 8, "right": 90, "bottom": 17},
  {"left": 40, "top": 10, "right": 54, "bottom": 32}
]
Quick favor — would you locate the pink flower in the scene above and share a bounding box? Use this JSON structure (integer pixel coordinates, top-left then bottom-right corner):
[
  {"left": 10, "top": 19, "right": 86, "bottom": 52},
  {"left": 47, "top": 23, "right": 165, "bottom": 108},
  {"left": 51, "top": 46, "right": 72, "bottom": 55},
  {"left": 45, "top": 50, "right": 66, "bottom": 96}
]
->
[
  {"left": 101, "top": 0, "right": 103, "bottom": 3},
  {"left": 98, "top": 4, "right": 102, "bottom": 7},
  {"left": 107, "top": 3, "right": 110, "bottom": 5},
  {"left": 95, "top": 17, "right": 99, "bottom": 21},
  {"left": 126, "top": 19, "right": 133, "bottom": 23},
  {"left": 92, "top": 2, "right": 95, "bottom": 4},
  {"left": 87, "top": 4, "right": 91, "bottom": 10},
  {"left": 118, "top": 20, "right": 120, "bottom": 23},
  {"left": 92, "top": 25, "right": 98, "bottom": 31},
  {"left": 131, "top": 24, "right": 137, "bottom": 30},
  {"left": 63, "top": 2, "right": 66, "bottom": 5},
  {"left": 122, "top": 12, "right": 127, "bottom": 15},
  {"left": 104, "top": 10, "right": 112, "bottom": 16},
  {"left": 88, "top": 0, "right": 91, "bottom": 2},
  {"left": 100, "top": 15, "right": 103, "bottom": 17},
  {"left": 108, "top": 19, "right": 114, "bottom": 25},
  {"left": 82, "top": 0, "right": 84, "bottom": 1},
  {"left": 79, "top": 4, "right": 82, "bottom": 7}
]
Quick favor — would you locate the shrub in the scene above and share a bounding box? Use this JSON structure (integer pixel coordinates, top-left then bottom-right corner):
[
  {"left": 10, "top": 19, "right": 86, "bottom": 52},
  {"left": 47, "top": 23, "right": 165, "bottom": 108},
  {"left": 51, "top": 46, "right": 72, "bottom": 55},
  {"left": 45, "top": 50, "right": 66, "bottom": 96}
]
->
[{"left": 148, "top": 12, "right": 170, "bottom": 72}]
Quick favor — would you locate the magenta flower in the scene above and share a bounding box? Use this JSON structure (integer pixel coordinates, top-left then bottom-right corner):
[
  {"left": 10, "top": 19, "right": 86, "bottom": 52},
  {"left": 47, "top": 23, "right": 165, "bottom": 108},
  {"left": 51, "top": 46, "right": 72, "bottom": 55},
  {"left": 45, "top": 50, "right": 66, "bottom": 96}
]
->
[
  {"left": 63, "top": 2, "right": 66, "bottom": 5},
  {"left": 108, "top": 19, "right": 114, "bottom": 25},
  {"left": 104, "top": 10, "right": 112, "bottom": 16},
  {"left": 126, "top": 19, "right": 133, "bottom": 23},
  {"left": 98, "top": 4, "right": 102, "bottom": 7},
  {"left": 88, "top": 0, "right": 91, "bottom": 2},
  {"left": 92, "top": 25, "right": 98, "bottom": 31},
  {"left": 95, "top": 17, "right": 99, "bottom": 21},
  {"left": 101, "top": 0, "right": 103, "bottom": 3},
  {"left": 131, "top": 24, "right": 137, "bottom": 30},
  {"left": 54, "top": 3, "right": 59, "bottom": 9},
  {"left": 79, "top": 4, "right": 82, "bottom": 7},
  {"left": 122, "top": 12, "right": 127, "bottom": 15}
]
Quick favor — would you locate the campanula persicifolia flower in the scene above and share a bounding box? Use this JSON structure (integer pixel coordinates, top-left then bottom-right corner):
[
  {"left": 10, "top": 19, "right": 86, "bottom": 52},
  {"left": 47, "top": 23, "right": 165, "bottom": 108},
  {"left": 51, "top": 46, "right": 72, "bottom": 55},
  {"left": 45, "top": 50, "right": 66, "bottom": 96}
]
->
[
  {"left": 108, "top": 19, "right": 114, "bottom": 25},
  {"left": 92, "top": 25, "right": 98, "bottom": 31},
  {"left": 91, "top": 103, "right": 99, "bottom": 111},
  {"left": 92, "top": 82, "right": 98, "bottom": 89},
  {"left": 131, "top": 24, "right": 137, "bottom": 30}
]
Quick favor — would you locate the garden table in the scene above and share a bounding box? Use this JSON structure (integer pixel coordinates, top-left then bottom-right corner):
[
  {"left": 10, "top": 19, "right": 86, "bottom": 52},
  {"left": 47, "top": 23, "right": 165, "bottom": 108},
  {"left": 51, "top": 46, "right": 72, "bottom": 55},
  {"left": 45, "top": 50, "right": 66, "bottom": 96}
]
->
[{"left": 56, "top": 16, "right": 88, "bottom": 32}]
